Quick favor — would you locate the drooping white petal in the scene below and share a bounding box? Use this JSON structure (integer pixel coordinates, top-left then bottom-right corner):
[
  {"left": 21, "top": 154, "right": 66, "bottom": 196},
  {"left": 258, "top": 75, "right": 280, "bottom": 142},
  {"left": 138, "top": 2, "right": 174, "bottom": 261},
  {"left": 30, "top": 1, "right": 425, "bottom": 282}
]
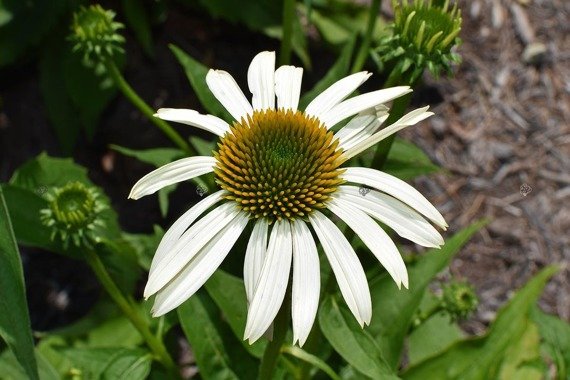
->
[
  {"left": 335, "top": 186, "right": 444, "bottom": 248},
  {"left": 154, "top": 108, "right": 229, "bottom": 136},
  {"left": 305, "top": 72, "right": 372, "bottom": 118},
  {"left": 308, "top": 211, "right": 372, "bottom": 326},
  {"left": 335, "top": 105, "right": 390, "bottom": 151},
  {"left": 244, "top": 220, "right": 293, "bottom": 343},
  {"left": 328, "top": 199, "right": 408, "bottom": 289},
  {"left": 151, "top": 190, "right": 227, "bottom": 274},
  {"left": 206, "top": 69, "right": 253, "bottom": 121},
  {"left": 291, "top": 220, "right": 320, "bottom": 347},
  {"left": 129, "top": 156, "right": 216, "bottom": 200},
  {"left": 342, "top": 167, "right": 448, "bottom": 229},
  {"left": 244, "top": 218, "right": 269, "bottom": 303},
  {"left": 152, "top": 211, "right": 249, "bottom": 316},
  {"left": 247, "top": 51, "right": 276, "bottom": 111},
  {"left": 144, "top": 202, "right": 241, "bottom": 298},
  {"left": 321, "top": 86, "right": 412, "bottom": 129},
  {"left": 274, "top": 65, "right": 303, "bottom": 111},
  {"left": 342, "top": 106, "right": 433, "bottom": 160}
]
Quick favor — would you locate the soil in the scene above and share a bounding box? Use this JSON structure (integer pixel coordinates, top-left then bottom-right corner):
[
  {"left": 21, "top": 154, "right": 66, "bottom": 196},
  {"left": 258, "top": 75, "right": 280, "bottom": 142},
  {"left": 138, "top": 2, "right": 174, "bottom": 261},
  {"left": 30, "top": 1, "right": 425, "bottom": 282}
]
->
[{"left": 0, "top": 0, "right": 568, "bottom": 336}]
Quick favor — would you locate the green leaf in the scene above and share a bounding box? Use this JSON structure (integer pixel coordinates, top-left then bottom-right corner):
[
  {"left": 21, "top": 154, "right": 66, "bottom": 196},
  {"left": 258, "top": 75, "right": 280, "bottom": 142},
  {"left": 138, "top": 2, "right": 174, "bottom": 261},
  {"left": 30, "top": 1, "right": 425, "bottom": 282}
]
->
[
  {"left": 383, "top": 138, "right": 440, "bottom": 180},
  {"left": 318, "top": 296, "right": 398, "bottom": 379},
  {"left": 178, "top": 295, "right": 241, "bottom": 380},
  {"left": 0, "top": 0, "right": 66, "bottom": 67},
  {"left": 530, "top": 307, "right": 570, "bottom": 379},
  {"left": 58, "top": 347, "right": 151, "bottom": 380},
  {"left": 299, "top": 36, "right": 355, "bottom": 110},
  {"left": 402, "top": 266, "right": 558, "bottom": 380},
  {"left": 121, "top": 0, "right": 154, "bottom": 57},
  {"left": 110, "top": 145, "right": 184, "bottom": 167},
  {"left": 0, "top": 187, "right": 39, "bottom": 380},
  {"left": 367, "top": 220, "right": 488, "bottom": 368},
  {"left": 282, "top": 345, "right": 341, "bottom": 380},
  {"left": 205, "top": 270, "right": 266, "bottom": 358},
  {"left": 0, "top": 349, "right": 58, "bottom": 380},
  {"left": 496, "top": 321, "right": 543, "bottom": 380},
  {"left": 122, "top": 225, "right": 164, "bottom": 271},
  {"left": 189, "top": 136, "right": 216, "bottom": 156},
  {"left": 169, "top": 44, "right": 232, "bottom": 121}
]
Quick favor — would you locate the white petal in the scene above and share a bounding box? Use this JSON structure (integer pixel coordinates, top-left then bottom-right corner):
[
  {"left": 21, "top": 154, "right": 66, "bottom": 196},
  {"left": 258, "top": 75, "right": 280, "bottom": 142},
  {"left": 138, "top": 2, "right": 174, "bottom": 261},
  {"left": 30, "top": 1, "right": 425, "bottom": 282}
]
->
[
  {"left": 342, "top": 106, "right": 433, "bottom": 160},
  {"left": 321, "top": 86, "right": 412, "bottom": 129},
  {"left": 152, "top": 211, "right": 249, "bottom": 316},
  {"left": 129, "top": 156, "right": 216, "bottom": 200},
  {"left": 154, "top": 108, "right": 229, "bottom": 136},
  {"left": 335, "top": 186, "right": 444, "bottom": 248},
  {"left": 247, "top": 51, "right": 276, "bottom": 111},
  {"left": 206, "top": 69, "right": 253, "bottom": 121},
  {"left": 151, "top": 190, "right": 227, "bottom": 274},
  {"left": 291, "top": 220, "right": 320, "bottom": 346},
  {"left": 308, "top": 211, "right": 372, "bottom": 326},
  {"left": 342, "top": 167, "right": 447, "bottom": 229},
  {"left": 328, "top": 199, "right": 408, "bottom": 289},
  {"left": 274, "top": 65, "right": 303, "bottom": 111},
  {"left": 144, "top": 203, "right": 241, "bottom": 298},
  {"left": 244, "top": 220, "right": 293, "bottom": 343},
  {"left": 305, "top": 72, "right": 371, "bottom": 118},
  {"left": 244, "top": 218, "right": 269, "bottom": 303}
]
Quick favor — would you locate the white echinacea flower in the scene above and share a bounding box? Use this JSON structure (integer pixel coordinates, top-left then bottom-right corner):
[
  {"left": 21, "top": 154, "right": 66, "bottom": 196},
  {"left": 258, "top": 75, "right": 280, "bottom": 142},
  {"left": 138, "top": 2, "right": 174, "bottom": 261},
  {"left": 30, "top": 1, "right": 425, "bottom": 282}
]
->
[{"left": 129, "top": 51, "right": 447, "bottom": 347}]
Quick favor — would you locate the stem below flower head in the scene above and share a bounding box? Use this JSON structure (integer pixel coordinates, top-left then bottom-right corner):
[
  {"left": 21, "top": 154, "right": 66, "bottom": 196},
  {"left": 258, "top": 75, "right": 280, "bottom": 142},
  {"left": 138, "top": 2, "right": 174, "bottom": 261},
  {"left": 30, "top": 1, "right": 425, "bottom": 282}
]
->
[
  {"left": 258, "top": 292, "right": 291, "bottom": 380},
  {"left": 351, "top": 0, "right": 382, "bottom": 74},
  {"left": 279, "top": 0, "right": 296, "bottom": 66},
  {"left": 83, "top": 246, "right": 178, "bottom": 376},
  {"left": 104, "top": 60, "right": 196, "bottom": 156}
]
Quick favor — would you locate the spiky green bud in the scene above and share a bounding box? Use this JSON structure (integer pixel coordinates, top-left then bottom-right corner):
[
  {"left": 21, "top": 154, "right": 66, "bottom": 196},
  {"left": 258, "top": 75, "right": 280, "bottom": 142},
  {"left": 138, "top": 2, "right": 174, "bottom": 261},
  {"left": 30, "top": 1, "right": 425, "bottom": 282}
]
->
[
  {"left": 374, "top": 0, "right": 462, "bottom": 83},
  {"left": 69, "top": 5, "right": 125, "bottom": 66},
  {"left": 40, "top": 181, "right": 107, "bottom": 248},
  {"left": 441, "top": 280, "right": 478, "bottom": 321}
]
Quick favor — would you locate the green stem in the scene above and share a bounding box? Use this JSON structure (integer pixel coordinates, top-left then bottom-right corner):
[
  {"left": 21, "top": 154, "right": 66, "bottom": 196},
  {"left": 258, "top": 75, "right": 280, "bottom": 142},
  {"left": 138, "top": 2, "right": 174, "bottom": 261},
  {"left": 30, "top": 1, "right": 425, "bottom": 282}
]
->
[
  {"left": 279, "top": 0, "right": 296, "bottom": 66},
  {"left": 351, "top": 0, "right": 382, "bottom": 73},
  {"left": 105, "top": 60, "right": 195, "bottom": 156},
  {"left": 84, "top": 247, "right": 177, "bottom": 375},
  {"left": 258, "top": 294, "right": 290, "bottom": 380},
  {"left": 409, "top": 303, "right": 444, "bottom": 333}
]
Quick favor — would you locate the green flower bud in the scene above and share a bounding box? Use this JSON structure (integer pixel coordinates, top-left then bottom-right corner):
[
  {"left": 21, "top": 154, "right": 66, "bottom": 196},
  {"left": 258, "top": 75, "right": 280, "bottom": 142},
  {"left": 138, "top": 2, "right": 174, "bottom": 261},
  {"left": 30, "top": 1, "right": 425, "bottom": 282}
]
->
[
  {"left": 69, "top": 5, "right": 125, "bottom": 66},
  {"left": 40, "top": 181, "right": 107, "bottom": 248},
  {"left": 374, "top": 0, "right": 462, "bottom": 83},
  {"left": 441, "top": 280, "right": 478, "bottom": 321}
]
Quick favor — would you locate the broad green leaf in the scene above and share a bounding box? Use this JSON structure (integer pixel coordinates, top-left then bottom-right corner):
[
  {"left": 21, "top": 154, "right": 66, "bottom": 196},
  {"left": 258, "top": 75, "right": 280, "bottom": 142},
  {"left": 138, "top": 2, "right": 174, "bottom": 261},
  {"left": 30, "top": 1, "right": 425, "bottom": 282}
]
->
[
  {"left": 121, "top": 0, "right": 154, "bottom": 57},
  {"left": 0, "top": 349, "right": 58, "bottom": 380},
  {"left": 299, "top": 35, "right": 355, "bottom": 110},
  {"left": 407, "top": 294, "right": 464, "bottom": 365},
  {"left": 205, "top": 270, "right": 266, "bottom": 358},
  {"left": 0, "top": 0, "right": 66, "bottom": 67},
  {"left": 383, "top": 138, "right": 440, "bottom": 180},
  {"left": 169, "top": 44, "right": 232, "bottom": 121},
  {"left": 178, "top": 295, "right": 241, "bottom": 380},
  {"left": 110, "top": 145, "right": 184, "bottom": 167},
  {"left": 496, "top": 321, "right": 543, "bottom": 380},
  {"left": 0, "top": 187, "right": 39, "bottom": 380},
  {"left": 530, "top": 307, "right": 570, "bottom": 379},
  {"left": 318, "top": 296, "right": 398, "bottom": 379},
  {"left": 189, "top": 136, "right": 216, "bottom": 156},
  {"left": 122, "top": 225, "right": 164, "bottom": 271},
  {"left": 282, "top": 346, "right": 341, "bottom": 380},
  {"left": 58, "top": 347, "right": 151, "bottom": 379},
  {"left": 368, "top": 220, "right": 487, "bottom": 368},
  {"left": 402, "top": 266, "right": 558, "bottom": 380}
]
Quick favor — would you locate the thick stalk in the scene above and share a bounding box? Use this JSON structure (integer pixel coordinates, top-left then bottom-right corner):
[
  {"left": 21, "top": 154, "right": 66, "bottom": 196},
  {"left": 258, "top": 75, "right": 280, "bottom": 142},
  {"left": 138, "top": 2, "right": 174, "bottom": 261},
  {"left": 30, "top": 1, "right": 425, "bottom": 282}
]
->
[
  {"left": 351, "top": 0, "right": 382, "bottom": 73},
  {"left": 258, "top": 294, "right": 290, "bottom": 380},
  {"left": 279, "top": 0, "right": 296, "bottom": 66},
  {"left": 105, "top": 60, "right": 195, "bottom": 156},
  {"left": 84, "top": 247, "right": 177, "bottom": 375}
]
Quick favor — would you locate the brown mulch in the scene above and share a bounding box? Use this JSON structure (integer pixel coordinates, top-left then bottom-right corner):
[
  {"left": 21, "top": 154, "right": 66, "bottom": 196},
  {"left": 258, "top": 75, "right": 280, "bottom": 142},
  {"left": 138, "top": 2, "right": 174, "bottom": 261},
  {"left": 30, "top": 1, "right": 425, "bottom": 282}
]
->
[{"left": 401, "top": 0, "right": 570, "bottom": 329}]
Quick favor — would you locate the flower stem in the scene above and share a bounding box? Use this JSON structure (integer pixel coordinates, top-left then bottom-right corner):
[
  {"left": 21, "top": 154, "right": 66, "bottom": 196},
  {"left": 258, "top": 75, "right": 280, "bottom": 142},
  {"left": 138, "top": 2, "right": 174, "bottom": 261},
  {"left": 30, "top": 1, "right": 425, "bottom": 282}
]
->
[
  {"left": 258, "top": 294, "right": 290, "bottom": 379},
  {"left": 105, "top": 60, "right": 195, "bottom": 156},
  {"left": 351, "top": 0, "right": 382, "bottom": 73},
  {"left": 84, "top": 247, "right": 177, "bottom": 375},
  {"left": 279, "top": 0, "right": 296, "bottom": 66}
]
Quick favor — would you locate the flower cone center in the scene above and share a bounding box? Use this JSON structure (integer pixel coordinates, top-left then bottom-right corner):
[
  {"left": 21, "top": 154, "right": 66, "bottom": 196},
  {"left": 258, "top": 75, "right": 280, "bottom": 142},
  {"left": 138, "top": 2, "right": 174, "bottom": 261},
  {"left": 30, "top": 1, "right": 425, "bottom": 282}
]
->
[{"left": 214, "top": 109, "right": 345, "bottom": 221}]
